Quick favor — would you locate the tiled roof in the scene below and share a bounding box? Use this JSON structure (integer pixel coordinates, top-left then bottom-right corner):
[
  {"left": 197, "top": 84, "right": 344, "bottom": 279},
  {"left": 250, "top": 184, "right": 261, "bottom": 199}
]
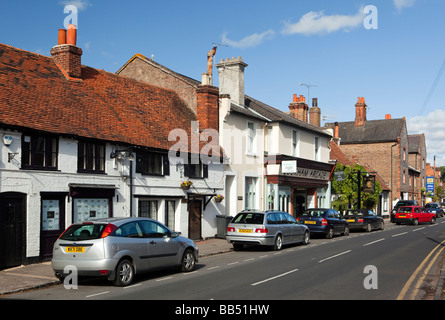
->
[{"left": 0, "top": 43, "right": 196, "bottom": 151}]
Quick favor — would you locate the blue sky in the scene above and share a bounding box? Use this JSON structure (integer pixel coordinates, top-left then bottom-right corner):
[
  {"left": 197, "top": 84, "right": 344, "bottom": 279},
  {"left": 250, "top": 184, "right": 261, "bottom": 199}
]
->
[{"left": 1, "top": 0, "right": 445, "bottom": 166}]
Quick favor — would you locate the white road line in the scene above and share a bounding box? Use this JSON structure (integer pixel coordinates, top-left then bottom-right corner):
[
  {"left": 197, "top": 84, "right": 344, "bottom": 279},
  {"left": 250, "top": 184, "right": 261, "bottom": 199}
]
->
[
  {"left": 244, "top": 258, "right": 255, "bottom": 262},
  {"left": 413, "top": 227, "right": 425, "bottom": 232},
  {"left": 392, "top": 232, "right": 408, "bottom": 237},
  {"left": 363, "top": 238, "right": 385, "bottom": 247},
  {"left": 124, "top": 283, "right": 142, "bottom": 289},
  {"left": 227, "top": 262, "right": 239, "bottom": 265},
  {"left": 251, "top": 269, "right": 299, "bottom": 286},
  {"left": 318, "top": 250, "right": 351, "bottom": 263},
  {"left": 207, "top": 266, "right": 220, "bottom": 270},
  {"left": 86, "top": 291, "right": 109, "bottom": 298},
  {"left": 156, "top": 277, "right": 173, "bottom": 282}
]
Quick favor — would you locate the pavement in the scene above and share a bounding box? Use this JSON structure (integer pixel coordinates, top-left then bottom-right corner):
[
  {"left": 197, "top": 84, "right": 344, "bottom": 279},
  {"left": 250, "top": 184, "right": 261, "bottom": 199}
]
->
[{"left": 0, "top": 238, "right": 233, "bottom": 296}]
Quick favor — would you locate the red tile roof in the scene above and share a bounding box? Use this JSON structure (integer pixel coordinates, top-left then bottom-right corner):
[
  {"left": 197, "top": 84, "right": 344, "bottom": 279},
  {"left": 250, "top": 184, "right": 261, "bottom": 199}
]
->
[{"left": 0, "top": 43, "right": 197, "bottom": 151}]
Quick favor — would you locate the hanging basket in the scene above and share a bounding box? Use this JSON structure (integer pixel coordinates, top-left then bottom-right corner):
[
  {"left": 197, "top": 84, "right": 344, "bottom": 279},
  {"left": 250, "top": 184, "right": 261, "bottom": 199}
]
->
[{"left": 215, "top": 195, "right": 224, "bottom": 203}]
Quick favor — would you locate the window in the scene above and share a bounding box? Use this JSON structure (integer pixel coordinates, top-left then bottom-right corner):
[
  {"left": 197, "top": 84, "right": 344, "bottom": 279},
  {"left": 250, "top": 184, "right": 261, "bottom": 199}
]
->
[
  {"left": 184, "top": 155, "right": 208, "bottom": 179},
  {"left": 292, "top": 130, "right": 299, "bottom": 157},
  {"left": 139, "top": 200, "right": 158, "bottom": 219},
  {"left": 139, "top": 220, "right": 170, "bottom": 238},
  {"left": 245, "top": 177, "right": 258, "bottom": 210},
  {"left": 165, "top": 200, "right": 176, "bottom": 230},
  {"left": 136, "top": 150, "right": 169, "bottom": 176},
  {"left": 78, "top": 141, "right": 105, "bottom": 173},
  {"left": 22, "top": 135, "right": 58, "bottom": 170},
  {"left": 114, "top": 222, "right": 143, "bottom": 238},
  {"left": 314, "top": 136, "right": 320, "bottom": 161},
  {"left": 247, "top": 121, "right": 256, "bottom": 154}
]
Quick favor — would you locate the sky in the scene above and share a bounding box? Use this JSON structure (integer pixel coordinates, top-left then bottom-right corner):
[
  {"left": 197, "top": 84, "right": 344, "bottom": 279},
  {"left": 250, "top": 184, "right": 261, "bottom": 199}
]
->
[{"left": 1, "top": 0, "right": 445, "bottom": 166}]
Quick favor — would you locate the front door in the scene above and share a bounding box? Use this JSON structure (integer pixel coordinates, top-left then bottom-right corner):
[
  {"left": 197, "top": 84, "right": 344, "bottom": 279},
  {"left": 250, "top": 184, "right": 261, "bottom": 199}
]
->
[
  {"left": 189, "top": 200, "right": 202, "bottom": 241},
  {"left": 41, "top": 194, "right": 66, "bottom": 261},
  {"left": 0, "top": 193, "right": 26, "bottom": 269}
]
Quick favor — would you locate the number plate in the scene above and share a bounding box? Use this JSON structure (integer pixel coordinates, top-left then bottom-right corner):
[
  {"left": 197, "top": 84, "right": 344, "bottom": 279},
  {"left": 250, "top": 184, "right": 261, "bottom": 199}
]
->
[
  {"left": 66, "top": 247, "right": 85, "bottom": 253},
  {"left": 238, "top": 229, "right": 253, "bottom": 233},
  {"left": 304, "top": 221, "right": 316, "bottom": 225},
  {"left": 398, "top": 215, "right": 406, "bottom": 218},
  {"left": 347, "top": 219, "right": 355, "bottom": 222}
]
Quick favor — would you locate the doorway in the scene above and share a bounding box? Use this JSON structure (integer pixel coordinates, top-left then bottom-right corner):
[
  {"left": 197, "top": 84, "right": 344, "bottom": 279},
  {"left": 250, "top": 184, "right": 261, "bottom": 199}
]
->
[
  {"left": 40, "top": 193, "right": 66, "bottom": 261},
  {"left": 188, "top": 200, "right": 202, "bottom": 241},
  {"left": 0, "top": 192, "right": 26, "bottom": 269}
]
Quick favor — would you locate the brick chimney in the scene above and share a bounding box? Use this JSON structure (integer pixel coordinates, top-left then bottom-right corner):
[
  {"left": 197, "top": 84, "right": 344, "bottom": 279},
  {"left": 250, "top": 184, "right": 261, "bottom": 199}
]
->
[
  {"left": 309, "top": 98, "right": 321, "bottom": 127},
  {"left": 289, "top": 94, "right": 308, "bottom": 123},
  {"left": 355, "top": 97, "right": 367, "bottom": 127},
  {"left": 216, "top": 57, "right": 247, "bottom": 106},
  {"left": 50, "top": 24, "right": 83, "bottom": 79},
  {"left": 197, "top": 85, "right": 219, "bottom": 131}
]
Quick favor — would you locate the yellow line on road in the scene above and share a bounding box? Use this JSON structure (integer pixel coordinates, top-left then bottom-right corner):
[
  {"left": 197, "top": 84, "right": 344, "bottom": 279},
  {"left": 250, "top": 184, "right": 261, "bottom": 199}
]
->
[{"left": 397, "top": 239, "right": 445, "bottom": 300}]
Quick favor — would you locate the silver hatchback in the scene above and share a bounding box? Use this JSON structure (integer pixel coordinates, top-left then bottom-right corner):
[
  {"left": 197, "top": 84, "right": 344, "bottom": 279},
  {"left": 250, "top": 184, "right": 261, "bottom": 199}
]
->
[
  {"left": 226, "top": 210, "right": 310, "bottom": 251},
  {"left": 52, "top": 217, "right": 198, "bottom": 286}
]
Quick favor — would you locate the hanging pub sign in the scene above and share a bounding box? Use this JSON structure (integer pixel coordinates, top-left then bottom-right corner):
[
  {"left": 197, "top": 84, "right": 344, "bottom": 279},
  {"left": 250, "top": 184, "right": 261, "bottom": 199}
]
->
[{"left": 363, "top": 175, "right": 375, "bottom": 193}]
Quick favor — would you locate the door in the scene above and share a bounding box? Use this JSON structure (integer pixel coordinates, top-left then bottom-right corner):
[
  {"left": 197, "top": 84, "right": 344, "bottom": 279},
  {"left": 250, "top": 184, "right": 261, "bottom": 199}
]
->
[
  {"left": 285, "top": 212, "right": 302, "bottom": 241},
  {"left": 0, "top": 193, "right": 26, "bottom": 269},
  {"left": 41, "top": 195, "right": 66, "bottom": 261},
  {"left": 189, "top": 200, "right": 202, "bottom": 241}
]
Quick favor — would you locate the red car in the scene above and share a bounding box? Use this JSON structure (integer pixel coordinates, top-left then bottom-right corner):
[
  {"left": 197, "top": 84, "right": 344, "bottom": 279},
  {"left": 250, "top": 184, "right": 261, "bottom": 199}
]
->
[{"left": 394, "top": 206, "right": 436, "bottom": 225}]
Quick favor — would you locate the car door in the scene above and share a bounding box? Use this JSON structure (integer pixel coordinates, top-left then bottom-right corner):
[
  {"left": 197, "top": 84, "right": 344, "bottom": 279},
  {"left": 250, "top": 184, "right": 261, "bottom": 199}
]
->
[
  {"left": 275, "top": 212, "right": 292, "bottom": 244},
  {"left": 285, "top": 212, "right": 302, "bottom": 242},
  {"left": 139, "top": 220, "right": 180, "bottom": 269}
]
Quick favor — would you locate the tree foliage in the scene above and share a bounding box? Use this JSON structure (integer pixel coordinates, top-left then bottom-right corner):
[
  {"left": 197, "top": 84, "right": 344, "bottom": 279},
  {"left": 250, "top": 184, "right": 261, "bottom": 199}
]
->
[{"left": 331, "top": 163, "right": 382, "bottom": 211}]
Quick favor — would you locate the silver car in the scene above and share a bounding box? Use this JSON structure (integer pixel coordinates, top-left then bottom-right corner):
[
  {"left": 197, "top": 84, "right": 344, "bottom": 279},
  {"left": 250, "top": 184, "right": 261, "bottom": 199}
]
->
[
  {"left": 52, "top": 217, "right": 198, "bottom": 286},
  {"left": 226, "top": 210, "right": 310, "bottom": 251}
]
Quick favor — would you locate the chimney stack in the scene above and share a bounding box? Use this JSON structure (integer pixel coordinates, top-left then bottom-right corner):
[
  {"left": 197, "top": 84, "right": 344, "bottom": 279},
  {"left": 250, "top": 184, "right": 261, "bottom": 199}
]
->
[
  {"left": 309, "top": 98, "right": 321, "bottom": 127},
  {"left": 354, "top": 97, "right": 367, "bottom": 127},
  {"left": 288, "top": 94, "right": 308, "bottom": 123},
  {"left": 216, "top": 57, "right": 248, "bottom": 107},
  {"left": 50, "top": 24, "right": 83, "bottom": 79}
]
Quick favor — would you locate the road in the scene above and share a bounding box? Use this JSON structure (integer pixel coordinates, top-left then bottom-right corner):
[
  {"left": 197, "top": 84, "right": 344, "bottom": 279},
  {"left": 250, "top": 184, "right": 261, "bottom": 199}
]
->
[{"left": 6, "top": 220, "right": 445, "bottom": 302}]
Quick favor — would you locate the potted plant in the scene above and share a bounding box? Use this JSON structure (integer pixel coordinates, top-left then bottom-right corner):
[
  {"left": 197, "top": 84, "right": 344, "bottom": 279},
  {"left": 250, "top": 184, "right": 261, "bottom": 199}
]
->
[
  {"left": 215, "top": 194, "right": 224, "bottom": 203},
  {"left": 181, "top": 180, "right": 193, "bottom": 190}
]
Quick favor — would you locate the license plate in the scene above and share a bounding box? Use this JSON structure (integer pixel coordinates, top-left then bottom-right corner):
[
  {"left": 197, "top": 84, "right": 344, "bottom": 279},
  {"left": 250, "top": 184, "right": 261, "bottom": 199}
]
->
[
  {"left": 66, "top": 247, "right": 85, "bottom": 253},
  {"left": 398, "top": 215, "right": 406, "bottom": 218},
  {"left": 347, "top": 219, "right": 355, "bottom": 222},
  {"left": 238, "top": 229, "right": 253, "bottom": 233},
  {"left": 304, "top": 221, "right": 316, "bottom": 225}
]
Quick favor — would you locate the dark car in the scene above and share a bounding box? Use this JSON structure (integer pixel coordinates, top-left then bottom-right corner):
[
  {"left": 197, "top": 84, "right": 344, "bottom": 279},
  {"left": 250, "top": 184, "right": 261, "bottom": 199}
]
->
[
  {"left": 297, "top": 208, "right": 349, "bottom": 239},
  {"left": 425, "top": 203, "right": 444, "bottom": 218},
  {"left": 391, "top": 200, "right": 419, "bottom": 222},
  {"left": 342, "top": 209, "right": 384, "bottom": 232}
]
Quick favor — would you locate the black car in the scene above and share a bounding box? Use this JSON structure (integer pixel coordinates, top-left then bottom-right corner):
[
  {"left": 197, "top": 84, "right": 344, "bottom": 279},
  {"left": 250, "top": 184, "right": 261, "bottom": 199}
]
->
[
  {"left": 298, "top": 208, "right": 349, "bottom": 239},
  {"left": 425, "top": 203, "right": 444, "bottom": 218},
  {"left": 342, "top": 209, "right": 384, "bottom": 232}
]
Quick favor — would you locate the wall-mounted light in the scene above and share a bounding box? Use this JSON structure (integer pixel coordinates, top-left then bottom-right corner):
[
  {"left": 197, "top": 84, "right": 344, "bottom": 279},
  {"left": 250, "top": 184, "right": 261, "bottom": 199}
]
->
[{"left": 110, "top": 149, "right": 134, "bottom": 161}]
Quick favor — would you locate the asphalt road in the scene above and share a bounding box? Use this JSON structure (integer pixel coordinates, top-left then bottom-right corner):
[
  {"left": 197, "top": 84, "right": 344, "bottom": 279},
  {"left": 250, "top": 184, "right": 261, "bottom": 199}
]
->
[{"left": 7, "top": 220, "right": 445, "bottom": 301}]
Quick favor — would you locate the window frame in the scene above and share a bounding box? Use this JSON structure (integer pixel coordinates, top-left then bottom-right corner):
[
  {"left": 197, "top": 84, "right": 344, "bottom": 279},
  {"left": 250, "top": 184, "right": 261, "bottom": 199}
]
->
[
  {"left": 21, "top": 134, "right": 58, "bottom": 170},
  {"left": 77, "top": 140, "right": 106, "bottom": 174}
]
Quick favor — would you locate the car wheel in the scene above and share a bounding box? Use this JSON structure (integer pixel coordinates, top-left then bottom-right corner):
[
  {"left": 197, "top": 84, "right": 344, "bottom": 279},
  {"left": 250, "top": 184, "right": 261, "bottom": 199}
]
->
[
  {"left": 343, "top": 225, "right": 350, "bottom": 236},
  {"left": 380, "top": 221, "right": 385, "bottom": 230},
  {"left": 302, "top": 231, "right": 310, "bottom": 245},
  {"left": 325, "top": 227, "right": 334, "bottom": 239},
  {"left": 430, "top": 217, "right": 437, "bottom": 224},
  {"left": 366, "top": 223, "right": 372, "bottom": 232},
  {"left": 113, "top": 259, "right": 134, "bottom": 287},
  {"left": 412, "top": 219, "right": 419, "bottom": 226},
  {"left": 181, "top": 249, "right": 196, "bottom": 272},
  {"left": 273, "top": 234, "right": 283, "bottom": 251}
]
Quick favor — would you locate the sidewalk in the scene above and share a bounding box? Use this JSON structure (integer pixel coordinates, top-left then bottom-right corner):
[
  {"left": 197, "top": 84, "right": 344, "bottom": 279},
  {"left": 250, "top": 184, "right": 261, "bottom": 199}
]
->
[{"left": 0, "top": 238, "right": 232, "bottom": 296}]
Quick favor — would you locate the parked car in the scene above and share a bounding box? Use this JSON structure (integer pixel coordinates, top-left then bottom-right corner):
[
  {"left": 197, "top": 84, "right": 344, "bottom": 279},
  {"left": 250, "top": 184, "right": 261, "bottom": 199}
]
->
[
  {"left": 425, "top": 203, "right": 444, "bottom": 218},
  {"left": 391, "top": 200, "right": 419, "bottom": 222},
  {"left": 52, "top": 217, "right": 199, "bottom": 287},
  {"left": 226, "top": 210, "right": 310, "bottom": 251},
  {"left": 342, "top": 209, "right": 384, "bottom": 232},
  {"left": 394, "top": 206, "right": 436, "bottom": 225},
  {"left": 297, "top": 208, "right": 349, "bottom": 239}
]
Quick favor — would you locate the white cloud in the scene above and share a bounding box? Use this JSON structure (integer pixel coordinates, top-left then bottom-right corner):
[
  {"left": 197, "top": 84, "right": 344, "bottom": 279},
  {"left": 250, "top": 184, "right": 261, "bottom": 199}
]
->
[
  {"left": 408, "top": 109, "right": 445, "bottom": 167},
  {"left": 60, "top": 0, "right": 92, "bottom": 11},
  {"left": 394, "top": 0, "right": 416, "bottom": 11},
  {"left": 282, "top": 8, "right": 365, "bottom": 36},
  {"left": 221, "top": 30, "right": 275, "bottom": 49}
]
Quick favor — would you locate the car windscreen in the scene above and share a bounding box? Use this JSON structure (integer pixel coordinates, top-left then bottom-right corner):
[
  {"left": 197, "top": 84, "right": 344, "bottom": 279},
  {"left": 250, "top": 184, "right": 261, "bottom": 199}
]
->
[
  {"left": 231, "top": 212, "right": 264, "bottom": 224},
  {"left": 60, "top": 223, "right": 107, "bottom": 241},
  {"left": 344, "top": 210, "right": 364, "bottom": 217}
]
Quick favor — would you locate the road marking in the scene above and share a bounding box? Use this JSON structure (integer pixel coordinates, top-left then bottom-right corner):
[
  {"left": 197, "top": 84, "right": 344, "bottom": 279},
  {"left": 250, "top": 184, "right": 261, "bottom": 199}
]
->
[
  {"left": 156, "top": 277, "right": 173, "bottom": 282},
  {"left": 363, "top": 238, "right": 385, "bottom": 247},
  {"left": 398, "top": 239, "right": 445, "bottom": 300},
  {"left": 392, "top": 232, "right": 408, "bottom": 237},
  {"left": 259, "top": 255, "right": 268, "bottom": 258},
  {"left": 318, "top": 250, "right": 351, "bottom": 263},
  {"left": 124, "top": 283, "right": 142, "bottom": 289},
  {"left": 86, "top": 291, "right": 109, "bottom": 298},
  {"left": 251, "top": 269, "right": 299, "bottom": 286},
  {"left": 207, "top": 266, "right": 220, "bottom": 270},
  {"left": 244, "top": 258, "right": 255, "bottom": 262},
  {"left": 413, "top": 227, "right": 425, "bottom": 232},
  {"left": 227, "top": 262, "right": 239, "bottom": 265}
]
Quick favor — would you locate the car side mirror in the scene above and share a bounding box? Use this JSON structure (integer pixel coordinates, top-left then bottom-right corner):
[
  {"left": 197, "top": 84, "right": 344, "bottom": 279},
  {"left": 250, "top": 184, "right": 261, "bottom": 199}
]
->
[{"left": 170, "top": 232, "right": 180, "bottom": 238}]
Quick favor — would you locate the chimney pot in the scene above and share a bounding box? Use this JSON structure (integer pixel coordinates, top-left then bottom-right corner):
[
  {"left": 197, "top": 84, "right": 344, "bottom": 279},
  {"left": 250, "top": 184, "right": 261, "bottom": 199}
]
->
[
  {"left": 67, "top": 24, "right": 77, "bottom": 46},
  {"left": 385, "top": 114, "right": 392, "bottom": 120},
  {"left": 57, "top": 29, "right": 67, "bottom": 45}
]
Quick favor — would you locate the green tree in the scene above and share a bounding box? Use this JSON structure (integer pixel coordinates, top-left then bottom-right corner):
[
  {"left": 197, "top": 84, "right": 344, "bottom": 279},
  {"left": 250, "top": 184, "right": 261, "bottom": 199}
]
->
[{"left": 331, "top": 163, "right": 382, "bottom": 211}]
